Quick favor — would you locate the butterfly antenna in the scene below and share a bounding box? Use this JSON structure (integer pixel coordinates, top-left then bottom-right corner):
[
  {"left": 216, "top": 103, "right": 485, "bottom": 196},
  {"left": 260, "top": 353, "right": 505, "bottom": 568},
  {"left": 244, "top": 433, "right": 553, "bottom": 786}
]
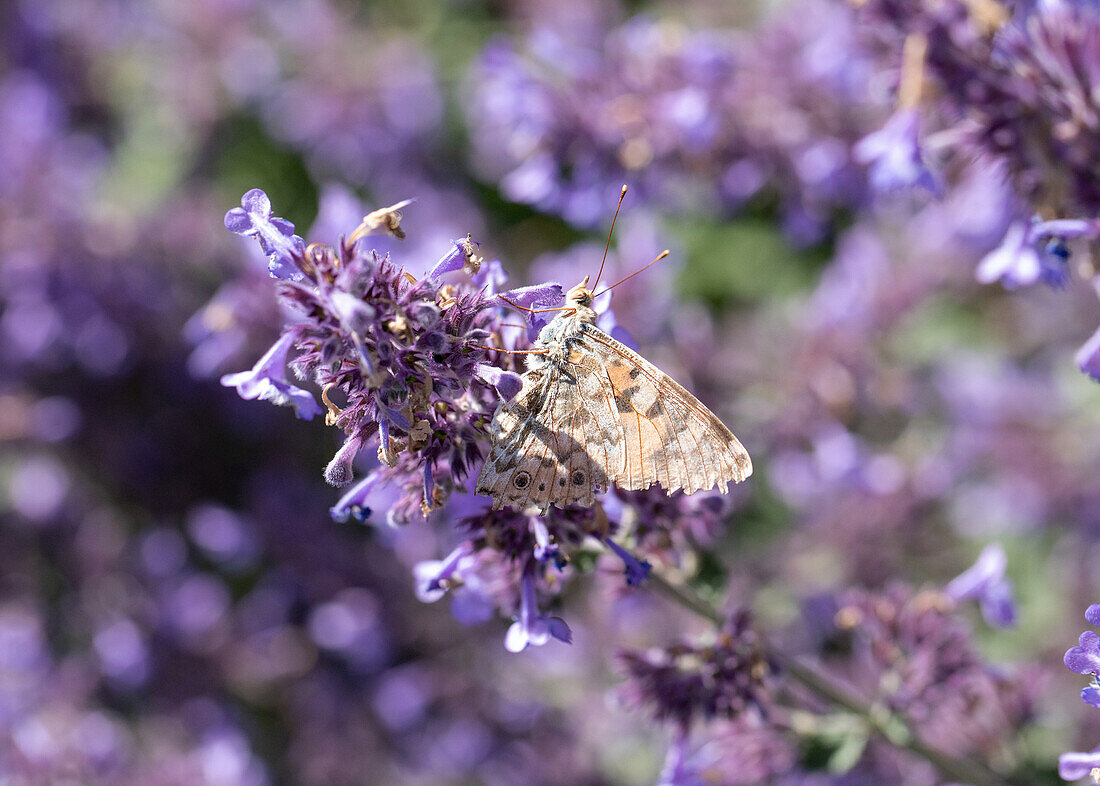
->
[
  {"left": 592, "top": 185, "right": 629, "bottom": 291},
  {"left": 593, "top": 250, "right": 670, "bottom": 298}
]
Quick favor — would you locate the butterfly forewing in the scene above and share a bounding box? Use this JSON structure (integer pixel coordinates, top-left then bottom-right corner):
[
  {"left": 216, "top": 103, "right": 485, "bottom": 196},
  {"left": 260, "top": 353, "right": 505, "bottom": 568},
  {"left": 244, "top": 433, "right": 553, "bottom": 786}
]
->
[{"left": 579, "top": 323, "right": 751, "bottom": 495}]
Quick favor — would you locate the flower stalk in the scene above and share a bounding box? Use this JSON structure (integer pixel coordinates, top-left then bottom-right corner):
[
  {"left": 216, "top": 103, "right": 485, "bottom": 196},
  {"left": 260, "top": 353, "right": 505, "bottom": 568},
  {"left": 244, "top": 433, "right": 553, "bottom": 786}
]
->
[{"left": 645, "top": 570, "right": 1007, "bottom": 786}]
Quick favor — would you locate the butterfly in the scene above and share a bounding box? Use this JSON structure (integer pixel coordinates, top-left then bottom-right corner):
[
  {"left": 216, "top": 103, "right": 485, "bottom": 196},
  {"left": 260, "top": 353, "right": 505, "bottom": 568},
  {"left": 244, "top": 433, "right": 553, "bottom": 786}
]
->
[{"left": 475, "top": 272, "right": 752, "bottom": 513}]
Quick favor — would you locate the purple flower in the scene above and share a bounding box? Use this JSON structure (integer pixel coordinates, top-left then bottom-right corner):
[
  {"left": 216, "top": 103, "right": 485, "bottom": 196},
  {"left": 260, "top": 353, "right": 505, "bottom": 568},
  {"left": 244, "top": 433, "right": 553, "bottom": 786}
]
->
[
  {"left": 1060, "top": 747, "right": 1100, "bottom": 781},
  {"left": 829, "top": 583, "right": 1036, "bottom": 757},
  {"left": 224, "top": 189, "right": 306, "bottom": 281},
  {"left": 496, "top": 281, "right": 565, "bottom": 339},
  {"left": 456, "top": 501, "right": 595, "bottom": 565},
  {"left": 944, "top": 543, "right": 1017, "bottom": 628},
  {"left": 658, "top": 733, "right": 705, "bottom": 786},
  {"left": 656, "top": 723, "right": 794, "bottom": 786},
  {"left": 412, "top": 526, "right": 501, "bottom": 625},
  {"left": 976, "top": 218, "right": 1078, "bottom": 288},
  {"left": 504, "top": 565, "right": 572, "bottom": 653},
  {"left": 611, "top": 487, "right": 732, "bottom": 555},
  {"left": 474, "top": 364, "right": 523, "bottom": 402},
  {"left": 426, "top": 235, "right": 484, "bottom": 280},
  {"left": 529, "top": 516, "right": 561, "bottom": 566},
  {"left": 618, "top": 610, "right": 769, "bottom": 732},
  {"left": 467, "top": 8, "right": 872, "bottom": 241},
  {"left": 330, "top": 471, "right": 399, "bottom": 524},
  {"left": 1066, "top": 634, "right": 1100, "bottom": 676},
  {"left": 854, "top": 108, "right": 941, "bottom": 195},
  {"left": 220, "top": 332, "right": 322, "bottom": 420},
  {"left": 498, "top": 282, "right": 565, "bottom": 311},
  {"left": 976, "top": 218, "right": 1094, "bottom": 289},
  {"left": 975, "top": 221, "right": 1042, "bottom": 289},
  {"left": 413, "top": 543, "right": 473, "bottom": 603},
  {"left": 471, "top": 258, "right": 508, "bottom": 293},
  {"left": 183, "top": 267, "right": 284, "bottom": 379},
  {"left": 222, "top": 190, "right": 542, "bottom": 512},
  {"left": 1083, "top": 686, "right": 1100, "bottom": 708},
  {"left": 1076, "top": 326, "right": 1100, "bottom": 382},
  {"left": 324, "top": 433, "right": 364, "bottom": 487},
  {"left": 1087, "top": 604, "right": 1100, "bottom": 627},
  {"left": 859, "top": 0, "right": 1100, "bottom": 242},
  {"left": 603, "top": 536, "right": 652, "bottom": 586}
]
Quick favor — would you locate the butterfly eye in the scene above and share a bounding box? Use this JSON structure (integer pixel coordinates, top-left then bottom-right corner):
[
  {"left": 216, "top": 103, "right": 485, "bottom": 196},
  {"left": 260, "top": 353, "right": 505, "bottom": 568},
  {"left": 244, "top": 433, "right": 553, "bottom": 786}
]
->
[
  {"left": 570, "top": 470, "right": 586, "bottom": 486},
  {"left": 512, "top": 471, "right": 531, "bottom": 489}
]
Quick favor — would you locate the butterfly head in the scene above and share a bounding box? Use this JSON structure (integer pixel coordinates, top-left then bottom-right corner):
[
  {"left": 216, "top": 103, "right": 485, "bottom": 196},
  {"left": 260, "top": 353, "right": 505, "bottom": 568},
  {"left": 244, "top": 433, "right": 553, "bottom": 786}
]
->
[{"left": 566, "top": 275, "right": 594, "bottom": 309}]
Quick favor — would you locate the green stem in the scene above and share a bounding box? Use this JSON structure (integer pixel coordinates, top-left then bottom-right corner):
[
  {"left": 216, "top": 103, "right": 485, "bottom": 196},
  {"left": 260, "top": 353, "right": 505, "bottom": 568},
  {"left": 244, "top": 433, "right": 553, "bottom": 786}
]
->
[{"left": 645, "top": 571, "right": 1004, "bottom": 786}]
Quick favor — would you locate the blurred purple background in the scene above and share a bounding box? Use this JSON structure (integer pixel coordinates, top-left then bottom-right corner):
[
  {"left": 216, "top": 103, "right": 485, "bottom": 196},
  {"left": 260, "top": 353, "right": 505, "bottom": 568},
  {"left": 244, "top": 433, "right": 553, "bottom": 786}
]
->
[{"left": 3, "top": 0, "right": 1100, "bottom": 783}]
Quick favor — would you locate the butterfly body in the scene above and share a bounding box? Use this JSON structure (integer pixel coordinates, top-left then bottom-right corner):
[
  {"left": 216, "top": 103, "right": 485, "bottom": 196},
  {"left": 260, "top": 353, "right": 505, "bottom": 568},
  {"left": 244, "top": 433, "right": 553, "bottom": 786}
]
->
[{"left": 476, "top": 282, "right": 751, "bottom": 512}]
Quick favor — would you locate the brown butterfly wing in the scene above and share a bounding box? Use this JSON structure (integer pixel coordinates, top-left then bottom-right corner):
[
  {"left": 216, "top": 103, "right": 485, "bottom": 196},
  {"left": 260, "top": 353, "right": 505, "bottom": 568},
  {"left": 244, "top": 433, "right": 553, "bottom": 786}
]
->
[
  {"left": 475, "top": 351, "right": 624, "bottom": 512},
  {"left": 578, "top": 323, "right": 752, "bottom": 495}
]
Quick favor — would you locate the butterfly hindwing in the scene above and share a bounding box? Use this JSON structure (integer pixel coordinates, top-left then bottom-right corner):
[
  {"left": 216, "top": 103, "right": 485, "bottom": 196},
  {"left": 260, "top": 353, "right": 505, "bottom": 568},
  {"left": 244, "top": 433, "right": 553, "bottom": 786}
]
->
[
  {"left": 476, "top": 351, "right": 622, "bottom": 512},
  {"left": 578, "top": 323, "right": 752, "bottom": 495}
]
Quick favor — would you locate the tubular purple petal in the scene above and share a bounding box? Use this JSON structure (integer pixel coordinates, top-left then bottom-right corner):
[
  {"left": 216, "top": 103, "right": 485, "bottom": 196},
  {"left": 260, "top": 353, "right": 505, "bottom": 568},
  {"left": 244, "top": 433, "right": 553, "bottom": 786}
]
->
[
  {"left": 603, "top": 537, "right": 652, "bottom": 586},
  {"left": 1059, "top": 749, "right": 1100, "bottom": 781},
  {"left": 1076, "top": 327, "right": 1100, "bottom": 382},
  {"left": 475, "top": 363, "right": 522, "bottom": 401},
  {"left": 1065, "top": 631, "right": 1100, "bottom": 675},
  {"left": 220, "top": 332, "right": 322, "bottom": 420},
  {"left": 324, "top": 434, "right": 363, "bottom": 487}
]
